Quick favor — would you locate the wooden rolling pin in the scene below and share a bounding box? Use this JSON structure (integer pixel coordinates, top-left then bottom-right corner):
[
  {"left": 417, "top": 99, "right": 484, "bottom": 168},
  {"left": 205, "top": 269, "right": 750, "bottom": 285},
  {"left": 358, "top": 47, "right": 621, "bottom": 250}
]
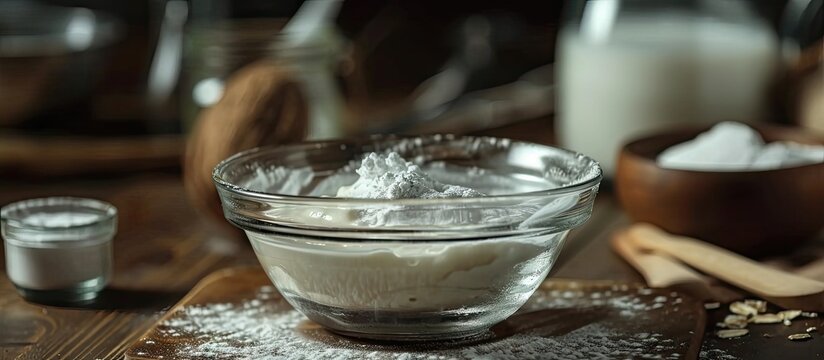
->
[{"left": 626, "top": 223, "right": 824, "bottom": 311}]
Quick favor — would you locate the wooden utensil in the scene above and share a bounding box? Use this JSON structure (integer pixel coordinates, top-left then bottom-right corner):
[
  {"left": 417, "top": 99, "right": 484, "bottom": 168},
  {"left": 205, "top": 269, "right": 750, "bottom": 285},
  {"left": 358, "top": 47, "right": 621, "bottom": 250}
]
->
[
  {"left": 797, "top": 257, "right": 824, "bottom": 281},
  {"left": 626, "top": 223, "right": 824, "bottom": 311},
  {"left": 611, "top": 229, "right": 740, "bottom": 303}
]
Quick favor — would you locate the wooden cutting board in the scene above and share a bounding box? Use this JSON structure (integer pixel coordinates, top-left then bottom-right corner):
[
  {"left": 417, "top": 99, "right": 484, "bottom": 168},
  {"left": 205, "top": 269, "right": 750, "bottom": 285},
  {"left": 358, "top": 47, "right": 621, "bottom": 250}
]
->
[{"left": 125, "top": 267, "right": 705, "bottom": 359}]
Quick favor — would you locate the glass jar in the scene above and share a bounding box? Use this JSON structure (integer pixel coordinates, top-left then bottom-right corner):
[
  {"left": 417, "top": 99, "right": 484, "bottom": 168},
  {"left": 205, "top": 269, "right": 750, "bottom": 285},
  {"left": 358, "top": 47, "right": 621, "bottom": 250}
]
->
[
  {"left": 1, "top": 197, "right": 116, "bottom": 303},
  {"left": 556, "top": 0, "right": 780, "bottom": 176}
]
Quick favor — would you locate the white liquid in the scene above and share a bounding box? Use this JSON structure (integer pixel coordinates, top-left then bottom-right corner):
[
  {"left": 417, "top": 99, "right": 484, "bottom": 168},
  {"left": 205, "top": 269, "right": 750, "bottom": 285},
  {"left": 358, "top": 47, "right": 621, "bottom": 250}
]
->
[
  {"left": 250, "top": 231, "right": 564, "bottom": 311},
  {"left": 5, "top": 241, "right": 112, "bottom": 290},
  {"left": 246, "top": 153, "right": 570, "bottom": 311},
  {"left": 558, "top": 15, "right": 779, "bottom": 175},
  {"left": 4, "top": 212, "right": 112, "bottom": 290}
]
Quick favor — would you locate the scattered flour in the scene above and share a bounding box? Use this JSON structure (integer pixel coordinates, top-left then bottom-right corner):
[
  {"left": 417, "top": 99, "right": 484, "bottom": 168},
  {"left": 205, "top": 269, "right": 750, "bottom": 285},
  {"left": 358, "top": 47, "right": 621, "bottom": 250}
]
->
[
  {"left": 156, "top": 285, "right": 685, "bottom": 360},
  {"left": 336, "top": 152, "right": 483, "bottom": 199},
  {"left": 657, "top": 122, "right": 824, "bottom": 171},
  {"left": 161, "top": 306, "right": 679, "bottom": 360},
  {"left": 530, "top": 286, "right": 684, "bottom": 318}
]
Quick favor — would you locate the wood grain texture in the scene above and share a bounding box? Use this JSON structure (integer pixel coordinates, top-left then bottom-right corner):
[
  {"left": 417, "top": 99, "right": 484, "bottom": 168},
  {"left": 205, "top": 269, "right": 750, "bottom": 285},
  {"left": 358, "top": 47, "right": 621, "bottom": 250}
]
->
[
  {"left": 1, "top": 173, "right": 822, "bottom": 359},
  {"left": 0, "top": 135, "right": 183, "bottom": 179},
  {"left": 0, "top": 176, "right": 257, "bottom": 360}
]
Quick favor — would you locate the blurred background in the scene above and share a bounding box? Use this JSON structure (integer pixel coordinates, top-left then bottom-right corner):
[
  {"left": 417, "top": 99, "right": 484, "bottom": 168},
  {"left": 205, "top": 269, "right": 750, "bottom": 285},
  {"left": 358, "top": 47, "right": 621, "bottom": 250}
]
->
[
  {"left": 1, "top": 3, "right": 822, "bottom": 357},
  {"left": 0, "top": 0, "right": 821, "bottom": 203}
]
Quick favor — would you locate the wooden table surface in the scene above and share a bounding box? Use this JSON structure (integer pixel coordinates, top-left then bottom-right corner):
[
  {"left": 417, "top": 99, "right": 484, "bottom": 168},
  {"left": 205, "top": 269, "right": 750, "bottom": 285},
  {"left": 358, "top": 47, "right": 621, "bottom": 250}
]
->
[{"left": 0, "top": 127, "right": 822, "bottom": 359}]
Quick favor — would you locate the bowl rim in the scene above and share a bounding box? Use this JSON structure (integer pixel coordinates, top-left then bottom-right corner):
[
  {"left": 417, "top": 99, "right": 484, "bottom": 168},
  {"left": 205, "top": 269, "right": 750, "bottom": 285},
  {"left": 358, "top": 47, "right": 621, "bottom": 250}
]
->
[
  {"left": 621, "top": 124, "right": 824, "bottom": 175},
  {"left": 1, "top": 196, "right": 117, "bottom": 247},
  {"left": 211, "top": 134, "right": 604, "bottom": 206}
]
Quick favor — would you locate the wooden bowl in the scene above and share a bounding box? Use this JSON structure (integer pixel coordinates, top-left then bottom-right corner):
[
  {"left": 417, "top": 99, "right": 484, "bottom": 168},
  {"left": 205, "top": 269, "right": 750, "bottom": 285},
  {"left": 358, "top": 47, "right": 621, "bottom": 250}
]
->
[{"left": 616, "top": 125, "right": 824, "bottom": 257}]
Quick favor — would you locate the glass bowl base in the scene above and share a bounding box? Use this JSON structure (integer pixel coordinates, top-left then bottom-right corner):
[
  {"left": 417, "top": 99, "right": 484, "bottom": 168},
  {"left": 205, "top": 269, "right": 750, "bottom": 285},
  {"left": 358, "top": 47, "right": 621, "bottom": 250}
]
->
[
  {"left": 287, "top": 294, "right": 512, "bottom": 342},
  {"left": 13, "top": 276, "right": 106, "bottom": 305}
]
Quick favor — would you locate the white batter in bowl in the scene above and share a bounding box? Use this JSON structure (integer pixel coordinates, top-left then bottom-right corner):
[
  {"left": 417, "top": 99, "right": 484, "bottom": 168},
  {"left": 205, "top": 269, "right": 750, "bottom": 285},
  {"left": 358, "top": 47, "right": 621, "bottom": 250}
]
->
[{"left": 213, "top": 135, "right": 602, "bottom": 341}]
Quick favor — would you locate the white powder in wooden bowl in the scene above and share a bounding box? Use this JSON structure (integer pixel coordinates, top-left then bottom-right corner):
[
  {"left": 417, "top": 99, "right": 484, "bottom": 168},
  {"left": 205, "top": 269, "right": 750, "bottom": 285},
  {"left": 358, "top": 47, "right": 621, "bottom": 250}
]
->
[{"left": 657, "top": 122, "right": 824, "bottom": 171}]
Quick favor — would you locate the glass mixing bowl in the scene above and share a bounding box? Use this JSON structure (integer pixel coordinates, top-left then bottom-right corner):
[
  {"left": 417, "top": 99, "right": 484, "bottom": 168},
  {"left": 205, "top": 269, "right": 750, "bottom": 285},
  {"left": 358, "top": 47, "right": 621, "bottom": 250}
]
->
[{"left": 213, "top": 135, "right": 602, "bottom": 341}]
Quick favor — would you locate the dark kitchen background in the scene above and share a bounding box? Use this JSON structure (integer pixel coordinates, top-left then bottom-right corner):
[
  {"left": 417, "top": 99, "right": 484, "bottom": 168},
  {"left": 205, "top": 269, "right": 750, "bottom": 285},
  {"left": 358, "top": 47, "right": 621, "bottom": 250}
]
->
[{"left": 0, "top": 0, "right": 820, "bottom": 181}]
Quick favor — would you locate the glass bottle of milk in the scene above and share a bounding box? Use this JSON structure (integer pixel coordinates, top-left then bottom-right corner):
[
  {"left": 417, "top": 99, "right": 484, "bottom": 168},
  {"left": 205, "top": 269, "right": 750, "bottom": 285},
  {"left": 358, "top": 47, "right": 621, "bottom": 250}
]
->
[{"left": 557, "top": 0, "right": 779, "bottom": 176}]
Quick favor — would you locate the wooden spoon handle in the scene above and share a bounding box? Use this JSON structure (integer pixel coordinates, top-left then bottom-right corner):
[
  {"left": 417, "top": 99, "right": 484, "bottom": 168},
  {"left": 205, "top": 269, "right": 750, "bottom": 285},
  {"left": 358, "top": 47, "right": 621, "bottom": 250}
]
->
[
  {"left": 611, "top": 230, "right": 738, "bottom": 302},
  {"left": 612, "top": 230, "right": 704, "bottom": 288},
  {"left": 797, "top": 257, "right": 824, "bottom": 281},
  {"left": 626, "top": 224, "right": 824, "bottom": 298}
]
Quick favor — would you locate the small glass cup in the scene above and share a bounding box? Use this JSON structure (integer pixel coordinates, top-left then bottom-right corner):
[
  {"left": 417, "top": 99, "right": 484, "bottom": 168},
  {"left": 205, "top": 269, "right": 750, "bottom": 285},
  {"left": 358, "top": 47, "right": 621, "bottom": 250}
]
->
[{"left": 1, "top": 197, "right": 116, "bottom": 303}]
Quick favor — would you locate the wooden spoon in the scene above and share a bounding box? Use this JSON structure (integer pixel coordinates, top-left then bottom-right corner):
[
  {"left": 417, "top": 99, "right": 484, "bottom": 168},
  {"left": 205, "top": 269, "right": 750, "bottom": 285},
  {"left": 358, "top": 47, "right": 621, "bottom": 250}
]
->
[
  {"left": 626, "top": 223, "right": 824, "bottom": 311},
  {"left": 797, "top": 257, "right": 824, "bottom": 281},
  {"left": 611, "top": 230, "right": 740, "bottom": 303}
]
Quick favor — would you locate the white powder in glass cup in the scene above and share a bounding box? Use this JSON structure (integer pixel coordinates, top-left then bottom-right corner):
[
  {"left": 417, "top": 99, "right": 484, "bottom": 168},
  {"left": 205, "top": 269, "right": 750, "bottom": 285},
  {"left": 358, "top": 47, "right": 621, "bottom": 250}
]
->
[{"left": 1, "top": 198, "right": 116, "bottom": 301}]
